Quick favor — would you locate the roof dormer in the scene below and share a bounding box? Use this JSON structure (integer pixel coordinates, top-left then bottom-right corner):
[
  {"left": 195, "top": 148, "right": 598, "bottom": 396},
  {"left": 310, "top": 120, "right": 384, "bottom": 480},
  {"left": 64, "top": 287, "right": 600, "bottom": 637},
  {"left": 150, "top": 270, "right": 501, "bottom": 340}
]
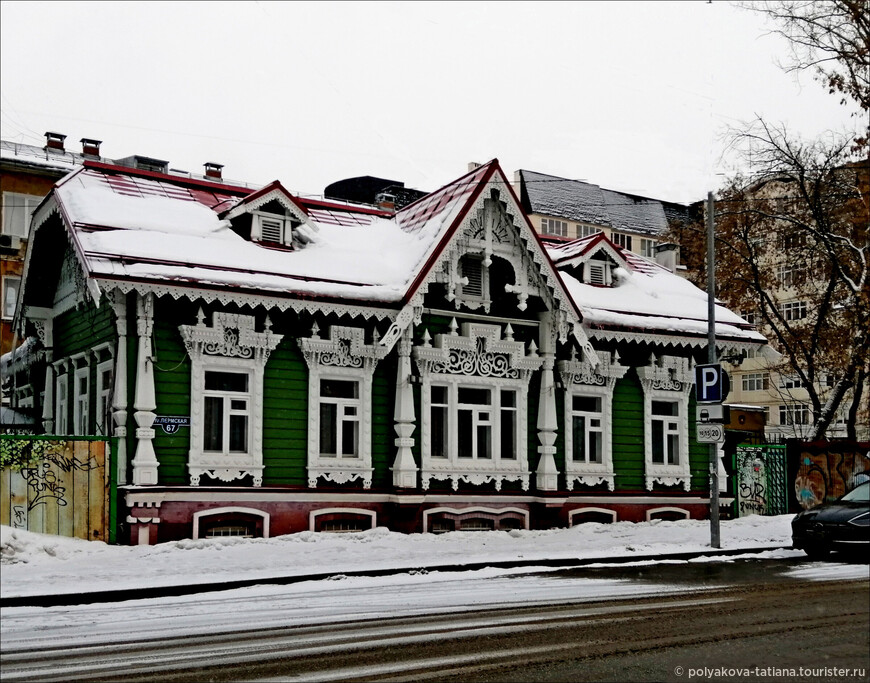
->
[
  {"left": 223, "top": 181, "right": 318, "bottom": 250},
  {"left": 551, "top": 234, "right": 631, "bottom": 288}
]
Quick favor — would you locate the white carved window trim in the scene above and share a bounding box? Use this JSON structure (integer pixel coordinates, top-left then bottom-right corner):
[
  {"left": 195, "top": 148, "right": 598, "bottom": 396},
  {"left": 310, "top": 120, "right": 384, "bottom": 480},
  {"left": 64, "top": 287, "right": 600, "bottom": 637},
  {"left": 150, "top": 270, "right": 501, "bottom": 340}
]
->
[
  {"left": 180, "top": 311, "right": 283, "bottom": 487},
  {"left": 414, "top": 322, "right": 542, "bottom": 492},
  {"left": 637, "top": 356, "right": 692, "bottom": 492},
  {"left": 73, "top": 365, "right": 90, "bottom": 436},
  {"left": 558, "top": 350, "right": 627, "bottom": 491},
  {"left": 299, "top": 325, "right": 386, "bottom": 489}
]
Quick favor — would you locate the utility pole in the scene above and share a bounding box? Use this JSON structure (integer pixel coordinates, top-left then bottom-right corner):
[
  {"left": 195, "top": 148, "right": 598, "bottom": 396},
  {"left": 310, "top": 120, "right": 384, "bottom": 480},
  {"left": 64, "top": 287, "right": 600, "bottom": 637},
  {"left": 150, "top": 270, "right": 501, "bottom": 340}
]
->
[{"left": 706, "top": 191, "right": 721, "bottom": 549}]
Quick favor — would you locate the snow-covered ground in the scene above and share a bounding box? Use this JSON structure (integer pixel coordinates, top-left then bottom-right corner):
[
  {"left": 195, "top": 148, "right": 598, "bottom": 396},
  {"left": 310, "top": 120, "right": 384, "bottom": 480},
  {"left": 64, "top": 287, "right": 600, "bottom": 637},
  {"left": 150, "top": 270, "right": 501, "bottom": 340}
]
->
[{"left": 1, "top": 514, "right": 797, "bottom": 599}]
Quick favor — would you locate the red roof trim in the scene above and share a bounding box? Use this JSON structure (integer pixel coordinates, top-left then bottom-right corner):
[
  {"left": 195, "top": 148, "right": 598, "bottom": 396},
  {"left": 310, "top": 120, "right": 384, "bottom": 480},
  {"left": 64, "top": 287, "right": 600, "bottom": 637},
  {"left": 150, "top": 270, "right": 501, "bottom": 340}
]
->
[
  {"left": 233, "top": 179, "right": 310, "bottom": 217},
  {"left": 496, "top": 164, "right": 585, "bottom": 323},
  {"left": 82, "top": 160, "right": 252, "bottom": 195}
]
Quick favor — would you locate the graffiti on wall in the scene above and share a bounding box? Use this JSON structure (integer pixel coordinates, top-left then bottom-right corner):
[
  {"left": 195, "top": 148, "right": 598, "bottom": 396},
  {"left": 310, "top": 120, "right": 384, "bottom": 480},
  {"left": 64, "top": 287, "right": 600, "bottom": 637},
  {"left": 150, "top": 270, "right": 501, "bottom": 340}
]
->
[
  {"left": 0, "top": 439, "right": 108, "bottom": 541},
  {"left": 794, "top": 446, "right": 870, "bottom": 510},
  {"left": 736, "top": 445, "right": 788, "bottom": 517}
]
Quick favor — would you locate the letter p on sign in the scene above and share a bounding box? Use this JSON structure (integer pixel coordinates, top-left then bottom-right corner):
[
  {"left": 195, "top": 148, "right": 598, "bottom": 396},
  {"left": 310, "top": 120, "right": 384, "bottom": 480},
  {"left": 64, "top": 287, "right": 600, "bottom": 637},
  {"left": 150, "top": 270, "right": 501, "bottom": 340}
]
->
[{"left": 695, "top": 363, "right": 726, "bottom": 403}]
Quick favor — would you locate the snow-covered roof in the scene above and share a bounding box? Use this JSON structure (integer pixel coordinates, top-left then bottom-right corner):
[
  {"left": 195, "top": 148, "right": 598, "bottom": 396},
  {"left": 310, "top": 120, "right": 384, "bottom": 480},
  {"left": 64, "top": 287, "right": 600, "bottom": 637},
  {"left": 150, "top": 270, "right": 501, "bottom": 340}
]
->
[
  {"left": 0, "top": 140, "right": 85, "bottom": 174},
  {"left": 547, "top": 238, "right": 766, "bottom": 346},
  {"left": 520, "top": 169, "right": 687, "bottom": 236},
  {"left": 43, "top": 161, "right": 494, "bottom": 307},
  {"left": 23, "top": 158, "right": 761, "bottom": 348}
]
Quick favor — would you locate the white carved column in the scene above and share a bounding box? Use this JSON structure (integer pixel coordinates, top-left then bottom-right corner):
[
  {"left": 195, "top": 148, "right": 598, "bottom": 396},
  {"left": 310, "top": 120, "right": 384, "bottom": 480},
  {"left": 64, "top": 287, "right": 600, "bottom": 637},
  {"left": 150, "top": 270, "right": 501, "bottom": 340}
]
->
[
  {"left": 131, "top": 292, "right": 159, "bottom": 485},
  {"left": 35, "top": 318, "right": 55, "bottom": 433},
  {"left": 535, "top": 312, "right": 559, "bottom": 491},
  {"left": 391, "top": 328, "right": 417, "bottom": 488},
  {"left": 111, "top": 291, "right": 129, "bottom": 485}
]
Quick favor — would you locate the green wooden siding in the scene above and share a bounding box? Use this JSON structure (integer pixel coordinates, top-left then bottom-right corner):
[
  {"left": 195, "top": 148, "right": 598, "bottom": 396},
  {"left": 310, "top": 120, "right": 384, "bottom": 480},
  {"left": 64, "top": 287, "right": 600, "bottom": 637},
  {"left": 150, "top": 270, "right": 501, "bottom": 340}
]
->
[
  {"left": 611, "top": 370, "right": 646, "bottom": 491},
  {"left": 261, "top": 339, "right": 308, "bottom": 486}
]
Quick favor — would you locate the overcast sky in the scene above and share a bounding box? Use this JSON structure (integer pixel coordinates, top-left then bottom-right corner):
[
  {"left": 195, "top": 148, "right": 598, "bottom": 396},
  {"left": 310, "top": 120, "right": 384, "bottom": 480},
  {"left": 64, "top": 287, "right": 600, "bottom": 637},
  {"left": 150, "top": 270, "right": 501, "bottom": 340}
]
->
[{"left": 0, "top": 1, "right": 860, "bottom": 204}]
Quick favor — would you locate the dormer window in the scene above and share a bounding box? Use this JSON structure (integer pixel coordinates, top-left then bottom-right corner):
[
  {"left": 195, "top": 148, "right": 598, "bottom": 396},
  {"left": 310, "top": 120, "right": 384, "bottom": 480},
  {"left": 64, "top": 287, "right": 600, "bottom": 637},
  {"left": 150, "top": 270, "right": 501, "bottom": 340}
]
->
[
  {"left": 585, "top": 259, "right": 612, "bottom": 286},
  {"left": 253, "top": 212, "right": 292, "bottom": 247}
]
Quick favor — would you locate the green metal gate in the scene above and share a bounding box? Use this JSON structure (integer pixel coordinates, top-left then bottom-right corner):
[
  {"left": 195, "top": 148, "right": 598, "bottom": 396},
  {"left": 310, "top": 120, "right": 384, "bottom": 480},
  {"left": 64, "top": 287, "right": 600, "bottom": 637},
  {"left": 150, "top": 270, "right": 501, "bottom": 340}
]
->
[{"left": 735, "top": 445, "right": 788, "bottom": 516}]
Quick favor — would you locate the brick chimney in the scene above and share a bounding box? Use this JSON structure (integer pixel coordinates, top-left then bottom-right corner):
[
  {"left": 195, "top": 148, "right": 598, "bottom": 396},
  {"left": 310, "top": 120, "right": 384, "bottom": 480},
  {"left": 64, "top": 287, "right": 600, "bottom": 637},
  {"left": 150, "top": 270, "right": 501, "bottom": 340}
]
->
[
  {"left": 375, "top": 191, "right": 396, "bottom": 213},
  {"left": 204, "top": 162, "right": 223, "bottom": 180},
  {"left": 80, "top": 138, "right": 102, "bottom": 158},
  {"left": 44, "top": 132, "right": 66, "bottom": 152}
]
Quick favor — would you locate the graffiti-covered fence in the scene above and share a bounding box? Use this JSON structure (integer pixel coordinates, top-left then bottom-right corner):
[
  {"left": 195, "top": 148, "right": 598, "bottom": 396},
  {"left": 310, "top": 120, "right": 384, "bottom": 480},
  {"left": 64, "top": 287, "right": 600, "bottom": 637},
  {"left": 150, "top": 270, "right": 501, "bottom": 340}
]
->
[
  {"left": 0, "top": 437, "right": 116, "bottom": 542},
  {"left": 791, "top": 442, "right": 870, "bottom": 511},
  {"left": 735, "top": 445, "right": 788, "bottom": 516}
]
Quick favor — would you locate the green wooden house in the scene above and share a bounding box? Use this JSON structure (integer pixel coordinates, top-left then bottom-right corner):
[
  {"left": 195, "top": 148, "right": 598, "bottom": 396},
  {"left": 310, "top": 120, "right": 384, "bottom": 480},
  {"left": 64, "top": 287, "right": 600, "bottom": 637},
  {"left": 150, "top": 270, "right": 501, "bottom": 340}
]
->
[{"left": 9, "top": 158, "right": 765, "bottom": 543}]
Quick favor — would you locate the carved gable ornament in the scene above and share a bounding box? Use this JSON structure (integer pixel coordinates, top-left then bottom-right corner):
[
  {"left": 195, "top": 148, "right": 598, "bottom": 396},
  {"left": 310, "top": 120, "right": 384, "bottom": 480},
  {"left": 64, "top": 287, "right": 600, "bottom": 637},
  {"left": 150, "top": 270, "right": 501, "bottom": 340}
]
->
[
  {"left": 179, "top": 310, "right": 283, "bottom": 362},
  {"left": 414, "top": 320, "right": 543, "bottom": 380}
]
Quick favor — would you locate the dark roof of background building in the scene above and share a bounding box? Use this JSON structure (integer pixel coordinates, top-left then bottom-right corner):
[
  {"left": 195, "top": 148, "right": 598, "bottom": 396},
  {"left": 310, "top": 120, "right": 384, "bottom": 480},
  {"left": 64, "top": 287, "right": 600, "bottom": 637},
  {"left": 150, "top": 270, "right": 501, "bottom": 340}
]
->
[{"left": 519, "top": 169, "right": 691, "bottom": 236}]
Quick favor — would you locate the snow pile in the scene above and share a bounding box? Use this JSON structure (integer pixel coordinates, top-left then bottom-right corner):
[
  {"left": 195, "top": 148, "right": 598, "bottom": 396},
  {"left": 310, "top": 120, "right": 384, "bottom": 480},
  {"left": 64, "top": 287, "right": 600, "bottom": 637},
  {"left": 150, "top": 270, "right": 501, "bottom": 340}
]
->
[{"left": 0, "top": 515, "right": 794, "bottom": 599}]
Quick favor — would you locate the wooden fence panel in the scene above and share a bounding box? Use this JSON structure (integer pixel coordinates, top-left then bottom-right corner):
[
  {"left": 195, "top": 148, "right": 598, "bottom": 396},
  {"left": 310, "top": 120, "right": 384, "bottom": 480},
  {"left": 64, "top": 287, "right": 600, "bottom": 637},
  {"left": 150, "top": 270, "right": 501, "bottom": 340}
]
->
[{"left": 0, "top": 438, "right": 111, "bottom": 541}]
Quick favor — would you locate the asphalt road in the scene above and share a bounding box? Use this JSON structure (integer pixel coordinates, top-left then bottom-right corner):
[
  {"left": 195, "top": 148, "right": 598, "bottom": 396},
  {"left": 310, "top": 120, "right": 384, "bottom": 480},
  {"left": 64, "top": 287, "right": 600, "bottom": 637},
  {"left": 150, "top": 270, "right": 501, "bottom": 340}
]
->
[{"left": 1, "top": 556, "right": 867, "bottom": 683}]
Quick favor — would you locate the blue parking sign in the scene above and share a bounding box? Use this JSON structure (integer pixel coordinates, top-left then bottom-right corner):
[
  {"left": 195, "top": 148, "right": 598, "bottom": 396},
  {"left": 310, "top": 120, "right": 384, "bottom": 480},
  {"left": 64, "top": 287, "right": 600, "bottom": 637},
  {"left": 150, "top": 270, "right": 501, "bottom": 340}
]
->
[{"left": 695, "top": 363, "right": 729, "bottom": 403}]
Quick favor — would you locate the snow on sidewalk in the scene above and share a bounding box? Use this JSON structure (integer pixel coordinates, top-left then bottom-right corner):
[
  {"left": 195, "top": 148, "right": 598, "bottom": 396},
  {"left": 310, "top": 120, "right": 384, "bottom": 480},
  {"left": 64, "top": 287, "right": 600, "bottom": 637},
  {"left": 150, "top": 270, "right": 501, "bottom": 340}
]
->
[{"left": 1, "top": 515, "right": 793, "bottom": 598}]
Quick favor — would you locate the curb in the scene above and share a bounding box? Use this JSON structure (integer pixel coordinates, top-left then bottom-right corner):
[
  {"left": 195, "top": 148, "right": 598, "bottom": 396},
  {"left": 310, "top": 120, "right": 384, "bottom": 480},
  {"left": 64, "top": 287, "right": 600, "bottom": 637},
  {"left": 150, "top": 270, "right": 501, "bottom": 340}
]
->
[{"left": 0, "top": 545, "right": 791, "bottom": 609}]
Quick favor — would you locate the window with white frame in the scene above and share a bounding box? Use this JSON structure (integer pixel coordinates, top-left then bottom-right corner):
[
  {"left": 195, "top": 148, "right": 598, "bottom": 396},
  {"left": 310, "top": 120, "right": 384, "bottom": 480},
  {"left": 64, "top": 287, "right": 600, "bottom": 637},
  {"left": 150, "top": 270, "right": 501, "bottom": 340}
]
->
[
  {"left": 577, "top": 224, "right": 600, "bottom": 238},
  {"left": 558, "top": 350, "right": 627, "bottom": 492},
  {"left": 779, "top": 300, "right": 808, "bottom": 321},
  {"left": 777, "top": 263, "right": 802, "bottom": 288},
  {"left": 430, "top": 383, "right": 518, "bottom": 462},
  {"left": 740, "top": 310, "right": 757, "bottom": 325},
  {"left": 414, "top": 323, "right": 541, "bottom": 491},
  {"left": 3, "top": 276, "right": 20, "bottom": 320},
  {"left": 570, "top": 394, "right": 604, "bottom": 464},
  {"left": 180, "top": 311, "right": 283, "bottom": 487},
  {"left": 299, "top": 325, "right": 385, "bottom": 489},
  {"left": 637, "top": 356, "right": 692, "bottom": 491},
  {"left": 73, "top": 366, "right": 90, "bottom": 436},
  {"left": 612, "top": 232, "right": 632, "bottom": 251},
  {"left": 95, "top": 361, "right": 114, "bottom": 435},
  {"left": 459, "top": 255, "right": 487, "bottom": 299},
  {"left": 742, "top": 373, "right": 769, "bottom": 391},
  {"left": 318, "top": 378, "right": 360, "bottom": 458},
  {"left": 55, "top": 373, "right": 69, "bottom": 435},
  {"left": 584, "top": 259, "right": 611, "bottom": 286},
  {"left": 541, "top": 218, "right": 568, "bottom": 237},
  {"left": 779, "top": 374, "right": 802, "bottom": 389},
  {"left": 203, "top": 370, "right": 251, "bottom": 455},
  {"left": 422, "top": 379, "right": 524, "bottom": 473},
  {"left": 779, "top": 403, "right": 809, "bottom": 425},
  {"left": 650, "top": 400, "right": 680, "bottom": 465},
  {"left": 639, "top": 238, "right": 657, "bottom": 258},
  {"left": 2, "top": 192, "right": 42, "bottom": 238}
]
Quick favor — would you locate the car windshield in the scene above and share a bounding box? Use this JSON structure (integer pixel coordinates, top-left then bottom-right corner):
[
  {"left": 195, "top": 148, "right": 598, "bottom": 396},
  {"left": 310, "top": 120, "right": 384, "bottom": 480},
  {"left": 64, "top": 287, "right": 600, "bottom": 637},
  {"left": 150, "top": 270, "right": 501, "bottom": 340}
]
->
[{"left": 840, "top": 482, "right": 870, "bottom": 503}]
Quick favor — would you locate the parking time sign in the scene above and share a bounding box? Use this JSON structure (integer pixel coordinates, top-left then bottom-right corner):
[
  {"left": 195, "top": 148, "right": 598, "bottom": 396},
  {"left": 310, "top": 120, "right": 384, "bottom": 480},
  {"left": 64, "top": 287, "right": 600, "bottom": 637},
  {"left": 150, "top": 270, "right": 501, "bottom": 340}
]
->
[{"left": 695, "top": 363, "right": 729, "bottom": 404}]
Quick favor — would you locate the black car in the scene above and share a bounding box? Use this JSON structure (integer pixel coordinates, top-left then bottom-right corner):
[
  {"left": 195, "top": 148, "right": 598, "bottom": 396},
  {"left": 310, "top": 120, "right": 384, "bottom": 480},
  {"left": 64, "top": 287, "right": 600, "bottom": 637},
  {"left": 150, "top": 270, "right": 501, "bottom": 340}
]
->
[{"left": 792, "top": 481, "right": 870, "bottom": 558}]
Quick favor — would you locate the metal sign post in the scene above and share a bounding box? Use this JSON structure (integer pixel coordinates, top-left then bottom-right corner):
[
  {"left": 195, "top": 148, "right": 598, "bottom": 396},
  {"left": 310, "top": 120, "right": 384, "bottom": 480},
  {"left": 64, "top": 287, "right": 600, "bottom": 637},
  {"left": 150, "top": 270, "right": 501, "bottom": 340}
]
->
[{"left": 706, "top": 191, "right": 721, "bottom": 549}]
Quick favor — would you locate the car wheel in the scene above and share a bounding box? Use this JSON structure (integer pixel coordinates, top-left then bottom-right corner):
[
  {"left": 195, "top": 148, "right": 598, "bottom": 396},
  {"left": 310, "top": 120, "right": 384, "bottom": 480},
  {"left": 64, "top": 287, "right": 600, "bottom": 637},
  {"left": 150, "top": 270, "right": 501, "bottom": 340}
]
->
[{"left": 804, "top": 542, "right": 830, "bottom": 559}]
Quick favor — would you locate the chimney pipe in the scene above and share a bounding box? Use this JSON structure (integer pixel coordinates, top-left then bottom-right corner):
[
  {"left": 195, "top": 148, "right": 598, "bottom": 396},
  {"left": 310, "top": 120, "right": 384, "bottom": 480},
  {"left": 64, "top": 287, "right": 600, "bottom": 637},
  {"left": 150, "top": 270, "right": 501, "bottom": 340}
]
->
[
  {"left": 654, "top": 242, "right": 680, "bottom": 273},
  {"left": 204, "top": 162, "right": 223, "bottom": 180},
  {"left": 44, "top": 132, "right": 66, "bottom": 152},
  {"left": 80, "top": 138, "right": 102, "bottom": 158}
]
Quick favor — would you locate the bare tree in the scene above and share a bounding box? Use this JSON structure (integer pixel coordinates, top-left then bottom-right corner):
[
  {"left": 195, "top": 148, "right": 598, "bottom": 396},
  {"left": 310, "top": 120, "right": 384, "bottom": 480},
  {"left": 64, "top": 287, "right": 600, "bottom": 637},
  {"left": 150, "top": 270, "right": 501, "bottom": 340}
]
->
[
  {"left": 711, "top": 120, "right": 869, "bottom": 439},
  {"left": 741, "top": 1, "right": 870, "bottom": 146}
]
